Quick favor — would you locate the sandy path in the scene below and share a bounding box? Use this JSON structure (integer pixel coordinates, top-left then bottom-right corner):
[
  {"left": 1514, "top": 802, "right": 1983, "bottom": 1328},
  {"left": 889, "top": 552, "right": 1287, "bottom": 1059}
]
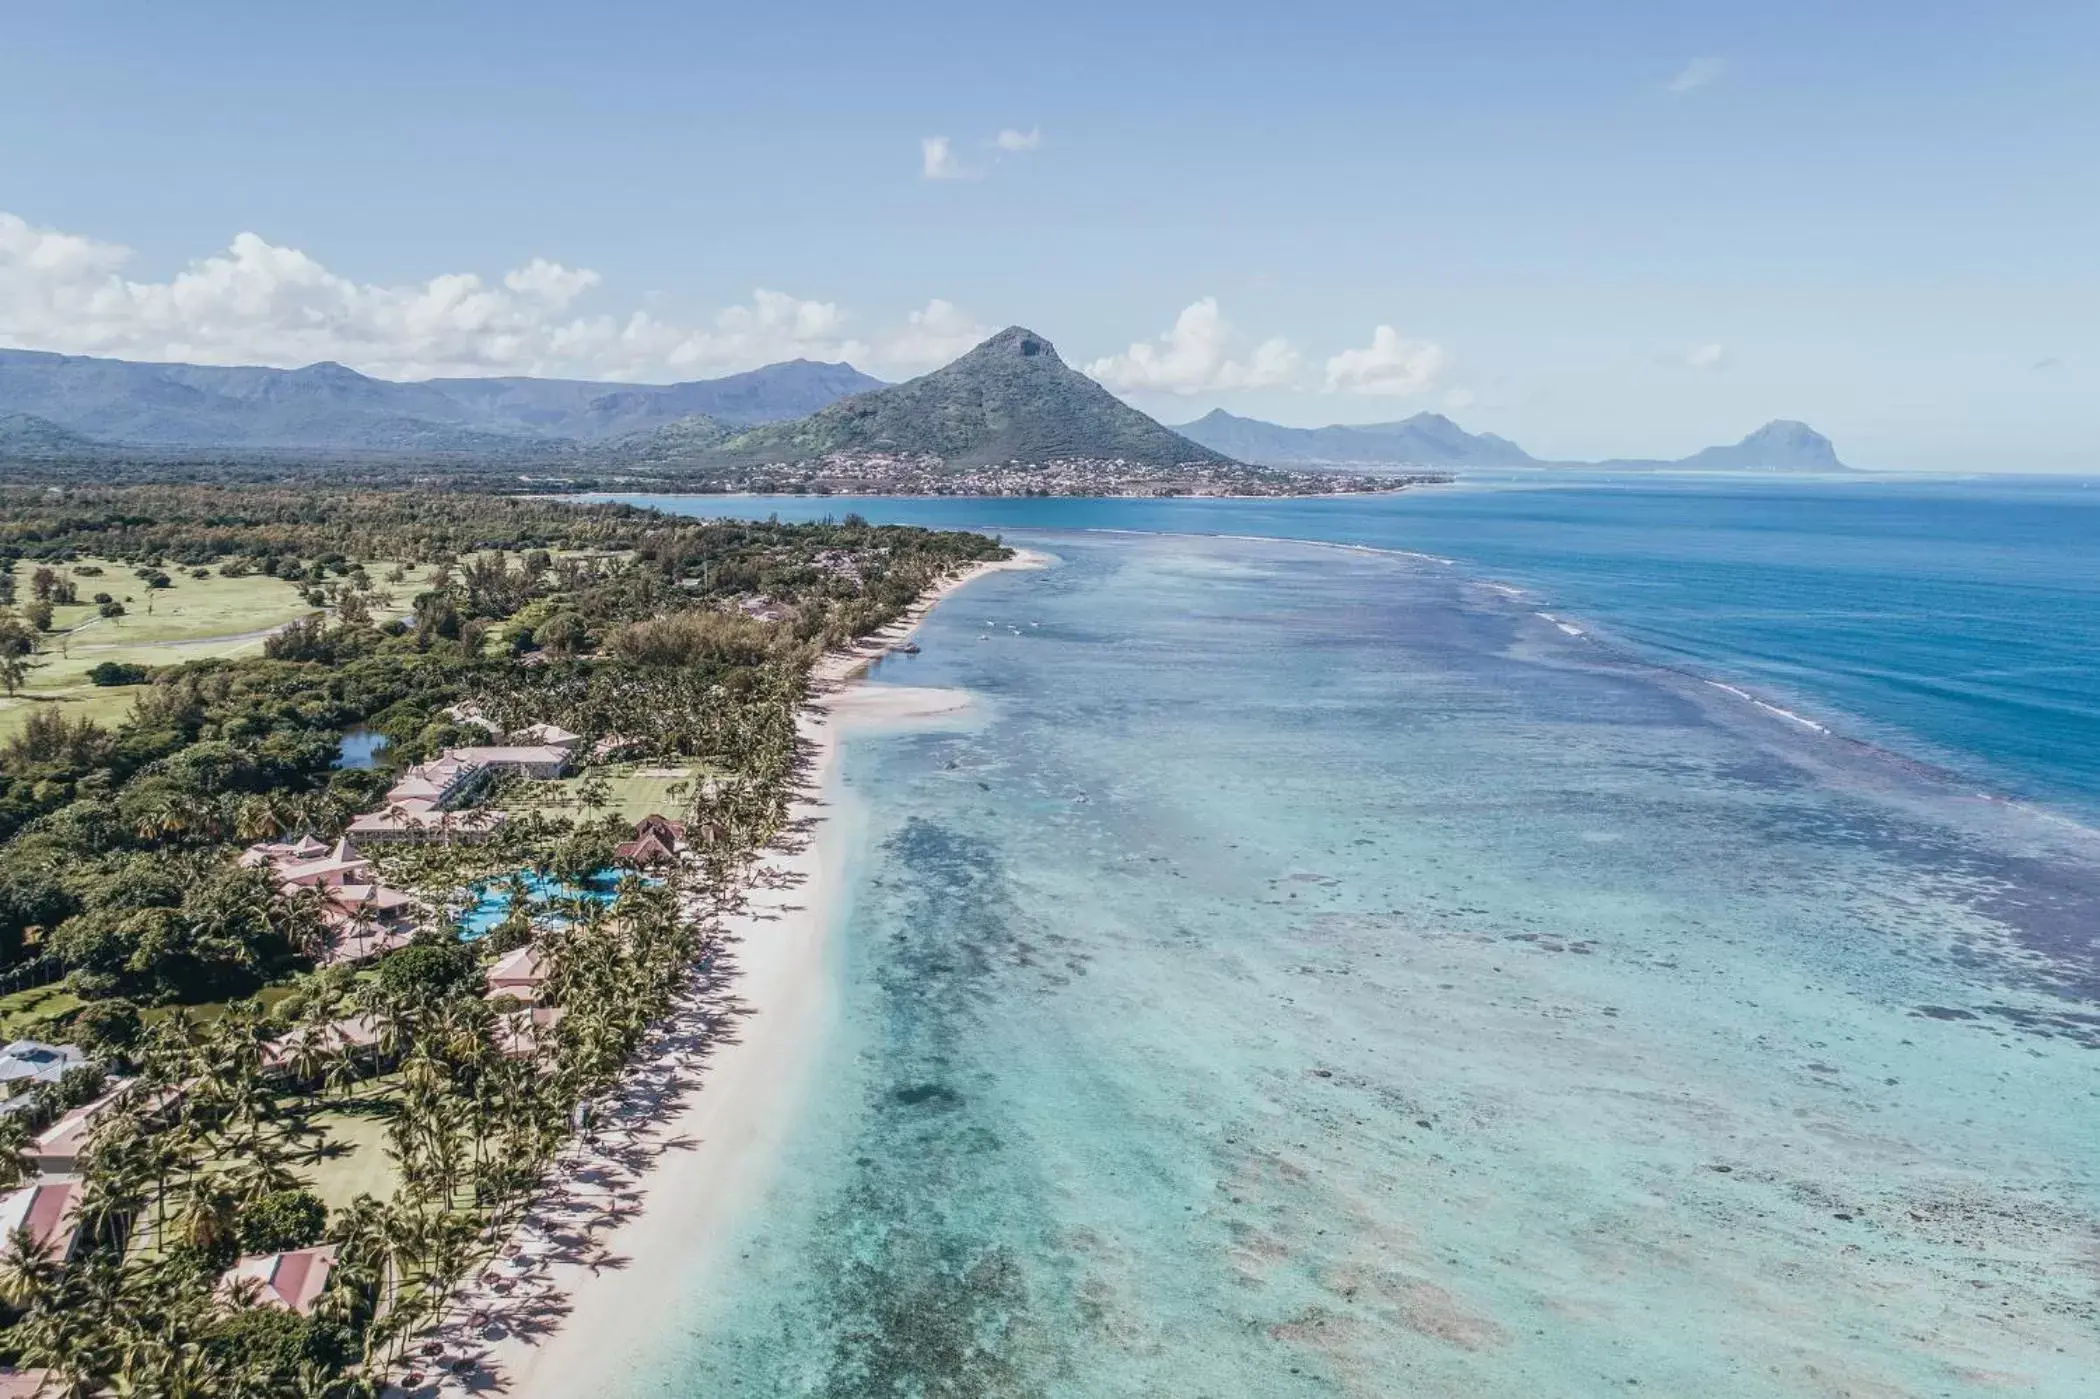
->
[{"left": 394, "top": 549, "right": 1046, "bottom": 1398}]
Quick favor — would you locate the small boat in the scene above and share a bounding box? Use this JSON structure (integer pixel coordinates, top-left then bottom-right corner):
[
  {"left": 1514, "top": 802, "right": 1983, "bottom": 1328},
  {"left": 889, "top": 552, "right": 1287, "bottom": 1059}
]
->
[{"left": 897, "top": 642, "right": 921, "bottom": 654}]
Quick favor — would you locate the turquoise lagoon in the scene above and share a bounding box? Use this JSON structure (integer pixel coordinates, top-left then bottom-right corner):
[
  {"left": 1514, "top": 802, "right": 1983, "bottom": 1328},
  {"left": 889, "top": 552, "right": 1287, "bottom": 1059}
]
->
[{"left": 600, "top": 491, "right": 2099, "bottom": 1397}]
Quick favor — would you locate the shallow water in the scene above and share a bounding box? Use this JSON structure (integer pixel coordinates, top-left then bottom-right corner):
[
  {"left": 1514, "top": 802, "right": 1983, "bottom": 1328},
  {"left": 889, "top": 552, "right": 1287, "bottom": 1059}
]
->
[
  {"left": 613, "top": 532, "right": 2100, "bottom": 1398},
  {"left": 333, "top": 726, "right": 390, "bottom": 770},
  {"left": 604, "top": 476, "right": 2100, "bottom": 820}
]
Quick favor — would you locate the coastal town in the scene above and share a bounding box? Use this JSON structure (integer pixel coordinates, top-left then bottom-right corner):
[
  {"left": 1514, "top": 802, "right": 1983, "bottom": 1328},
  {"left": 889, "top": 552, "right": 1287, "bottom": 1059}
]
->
[{"left": 603, "top": 450, "right": 1450, "bottom": 499}]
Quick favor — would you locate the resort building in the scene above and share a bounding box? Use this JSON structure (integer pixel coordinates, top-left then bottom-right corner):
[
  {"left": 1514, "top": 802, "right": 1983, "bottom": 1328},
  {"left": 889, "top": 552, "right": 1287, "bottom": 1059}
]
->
[
  {"left": 493, "top": 1004, "right": 566, "bottom": 1059},
  {"left": 29, "top": 1085, "right": 132, "bottom": 1175},
  {"left": 240, "top": 835, "right": 419, "bottom": 964},
  {"left": 345, "top": 754, "right": 499, "bottom": 844},
  {"left": 393, "top": 754, "right": 489, "bottom": 808},
  {"left": 0, "top": 1179, "right": 83, "bottom": 1264},
  {"left": 615, "top": 814, "right": 687, "bottom": 868},
  {"left": 485, "top": 944, "right": 551, "bottom": 1002},
  {"left": 0, "top": 1041, "right": 91, "bottom": 1113},
  {"left": 508, "top": 721, "right": 582, "bottom": 752},
  {"left": 346, "top": 804, "right": 505, "bottom": 845},
  {"left": 260, "top": 1015, "right": 384, "bottom": 1074},
  {"left": 221, "top": 1244, "right": 339, "bottom": 1314},
  {"left": 238, "top": 833, "right": 331, "bottom": 871},
  {"left": 447, "top": 743, "right": 575, "bottom": 780},
  {"left": 248, "top": 835, "right": 372, "bottom": 889},
  {"left": 442, "top": 701, "right": 502, "bottom": 734}
]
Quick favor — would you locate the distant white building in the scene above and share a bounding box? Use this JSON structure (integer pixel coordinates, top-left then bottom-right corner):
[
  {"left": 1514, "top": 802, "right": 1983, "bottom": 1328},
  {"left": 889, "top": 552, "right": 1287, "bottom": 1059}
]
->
[
  {"left": 448, "top": 743, "right": 574, "bottom": 781},
  {"left": 507, "top": 722, "right": 582, "bottom": 752},
  {"left": 442, "top": 701, "right": 502, "bottom": 734},
  {"left": 345, "top": 753, "right": 499, "bottom": 845}
]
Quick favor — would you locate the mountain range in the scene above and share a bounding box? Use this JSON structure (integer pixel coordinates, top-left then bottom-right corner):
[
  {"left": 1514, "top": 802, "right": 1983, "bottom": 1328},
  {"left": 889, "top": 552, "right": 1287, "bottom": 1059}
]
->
[
  {"left": 609, "top": 326, "right": 1228, "bottom": 471},
  {"left": 1175, "top": 409, "right": 1850, "bottom": 473},
  {"left": 1173, "top": 409, "right": 1538, "bottom": 468},
  {"left": 0, "top": 348, "right": 881, "bottom": 452},
  {"left": 0, "top": 339, "right": 1848, "bottom": 476}
]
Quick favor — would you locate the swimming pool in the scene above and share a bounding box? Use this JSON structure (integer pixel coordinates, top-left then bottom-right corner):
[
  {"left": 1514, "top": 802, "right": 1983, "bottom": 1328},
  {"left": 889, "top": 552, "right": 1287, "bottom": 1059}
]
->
[{"left": 455, "top": 869, "right": 624, "bottom": 939}]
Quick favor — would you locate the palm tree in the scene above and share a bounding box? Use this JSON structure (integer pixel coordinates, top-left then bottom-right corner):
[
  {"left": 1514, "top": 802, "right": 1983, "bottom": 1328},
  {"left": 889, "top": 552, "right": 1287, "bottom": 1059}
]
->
[
  {"left": 234, "top": 794, "right": 287, "bottom": 842},
  {"left": 176, "top": 1175, "right": 239, "bottom": 1256},
  {"left": 0, "top": 1224, "right": 61, "bottom": 1308}
]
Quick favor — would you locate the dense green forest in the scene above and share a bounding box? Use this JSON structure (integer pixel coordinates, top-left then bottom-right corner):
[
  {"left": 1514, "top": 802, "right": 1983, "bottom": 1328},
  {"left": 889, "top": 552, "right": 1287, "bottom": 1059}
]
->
[{"left": 0, "top": 485, "right": 1004, "bottom": 1395}]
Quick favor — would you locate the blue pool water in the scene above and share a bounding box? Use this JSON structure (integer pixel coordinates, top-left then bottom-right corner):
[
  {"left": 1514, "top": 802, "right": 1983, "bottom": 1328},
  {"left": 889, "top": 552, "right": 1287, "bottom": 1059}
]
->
[
  {"left": 591, "top": 483, "right": 2100, "bottom": 1396},
  {"left": 456, "top": 869, "right": 622, "bottom": 938}
]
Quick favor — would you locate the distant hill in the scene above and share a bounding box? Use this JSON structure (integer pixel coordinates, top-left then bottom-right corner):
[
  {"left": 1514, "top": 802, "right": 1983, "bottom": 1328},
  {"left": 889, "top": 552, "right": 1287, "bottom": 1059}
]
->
[
  {"left": 1668, "top": 420, "right": 1849, "bottom": 472},
  {"left": 657, "top": 327, "right": 1233, "bottom": 471},
  {"left": 1588, "top": 421, "right": 1850, "bottom": 472},
  {"left": 1175, "top": 409, "right": 1536, "bottom": 468},
  {"left": 0, "top": 348, "right": 882, "bottom": 452},
  {"left": 594, "top": 413, "right": 737, "bottom": 465},
  {"left": 0, "top": 411, "right": 102, "bottom": 456},
  {"left": 419, "top": 360, "right": 884, "bottom": 435},
  {"left": 1173, "top": 409, "right": 1852, "bottom": 473}
]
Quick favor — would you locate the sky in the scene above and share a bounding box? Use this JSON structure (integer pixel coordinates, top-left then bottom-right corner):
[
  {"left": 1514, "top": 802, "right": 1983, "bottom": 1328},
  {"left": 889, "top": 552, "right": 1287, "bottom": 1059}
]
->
[{"left": 1, "top": 0, "right": 2096, "bottom": 470}]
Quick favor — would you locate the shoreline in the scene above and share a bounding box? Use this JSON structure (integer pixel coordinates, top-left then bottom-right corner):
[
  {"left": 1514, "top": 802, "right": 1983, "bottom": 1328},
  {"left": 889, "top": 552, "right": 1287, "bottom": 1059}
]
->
[{"left": 406, "top": 547, "right": 1048, "bottom": 1398}]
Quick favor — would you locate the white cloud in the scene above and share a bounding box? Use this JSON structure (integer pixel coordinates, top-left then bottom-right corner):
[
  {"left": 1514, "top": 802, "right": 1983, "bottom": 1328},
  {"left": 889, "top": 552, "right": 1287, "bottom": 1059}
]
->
[
  {"left": 1442, "top": 387, "right": 1478, "bottom": 411},
  {"left": 1666, "top": 56, "right": 1727, "bottom": 94},
  {"left": 920, "top": 136, "right": 971, "bottom": 180},
  {"left": 0, "top": 209, "right": 991, "bottom": 381},
  {"left": 923, "top": 128, "right": 1041, "bottom": 179},
  {"left": 503, "top": 258, "right": 601, "bottom": 306},
  {"left": 882, "top": 298, "right": 992, "bottom": 371},
  {"left": 1682, "top": 342, "right": 1726, "bottom": 370},
  {"left": 1323, "top": 325, "right": 1449, "bottom": 396},
  {"left": 1083, "top": 298, "right": 1298, "bottom": 395}
]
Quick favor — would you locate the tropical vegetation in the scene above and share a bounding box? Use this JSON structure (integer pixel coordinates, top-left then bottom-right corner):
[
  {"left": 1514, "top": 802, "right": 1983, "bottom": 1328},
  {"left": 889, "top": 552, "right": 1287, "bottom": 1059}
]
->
[{"left": 0, "top": 484, "right": 1005, "bottom": 1395}]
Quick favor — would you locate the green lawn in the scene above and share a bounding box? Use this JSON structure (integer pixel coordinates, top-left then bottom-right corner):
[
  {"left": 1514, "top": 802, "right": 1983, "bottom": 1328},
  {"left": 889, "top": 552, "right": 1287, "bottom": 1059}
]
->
[
  {"left": 499, "top": 763, "right": 703, "bottom": 825},
  {"left": 297, "top": 1099, "right": 401, "bottom": 1210},
  {"left": 0, "top": 984, "right": 83, "bottom": 1039},
  {"left": 0, "top": 559, "right": 441, "bottom": 743},
  {"left": 126, "top": 1093, "right": 402, "bottom": 1261}
]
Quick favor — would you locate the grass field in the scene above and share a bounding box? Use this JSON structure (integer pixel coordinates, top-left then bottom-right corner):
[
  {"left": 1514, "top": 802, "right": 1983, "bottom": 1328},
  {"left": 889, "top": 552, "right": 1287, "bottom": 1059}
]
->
[
  {"left": 0, "top": 984, "right": 83, "bottom": 1039},
  {"left": 0, "top": 559, "right": 440, "bottom": 743},
  {"left": 297, "top": 1099, "right": 401, "bottom": 1209},
  {"left": 499, "top": 763, "right": 703, "bottom": 826}
]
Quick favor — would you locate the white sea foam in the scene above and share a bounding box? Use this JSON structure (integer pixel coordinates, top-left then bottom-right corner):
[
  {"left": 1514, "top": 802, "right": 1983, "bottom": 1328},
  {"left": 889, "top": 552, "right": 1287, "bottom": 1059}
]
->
[{"left": 1705, "top": 679, "right": 1830, "bottom": 733}]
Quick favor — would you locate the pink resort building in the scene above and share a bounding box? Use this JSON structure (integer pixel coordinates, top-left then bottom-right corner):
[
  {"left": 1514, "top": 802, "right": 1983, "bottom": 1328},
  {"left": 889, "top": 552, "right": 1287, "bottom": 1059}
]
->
[
  {"left": 220, "top": 1244, "right": 340, "bottom": 1313},
  {"left": 240, "top": 835, "right": 418, "bottom": 965},
  {"left": 0, "top": 1178, "right": 83, "bottom": 1264}
]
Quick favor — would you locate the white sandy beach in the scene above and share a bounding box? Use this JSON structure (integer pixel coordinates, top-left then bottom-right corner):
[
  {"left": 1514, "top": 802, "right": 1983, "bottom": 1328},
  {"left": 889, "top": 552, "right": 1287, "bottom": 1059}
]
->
[{"left": 404, "top": 549, "right": 1046, "bottom": 1398}]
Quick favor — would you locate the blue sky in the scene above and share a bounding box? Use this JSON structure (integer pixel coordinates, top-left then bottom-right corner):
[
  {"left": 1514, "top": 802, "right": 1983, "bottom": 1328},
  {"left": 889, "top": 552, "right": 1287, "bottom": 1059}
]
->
[{"left": 1, "top": 0, "right": 2095, "bottom": 469}]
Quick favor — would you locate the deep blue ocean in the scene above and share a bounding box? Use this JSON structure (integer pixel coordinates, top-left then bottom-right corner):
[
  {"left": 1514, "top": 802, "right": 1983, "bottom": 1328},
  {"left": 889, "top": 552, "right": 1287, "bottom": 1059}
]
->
[
  {"left": 590, "top": 478, "right": 2100, "bottom": 1398},
  {"left": 609, "top": 475, "right": 2100, "bottom": 822}
]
